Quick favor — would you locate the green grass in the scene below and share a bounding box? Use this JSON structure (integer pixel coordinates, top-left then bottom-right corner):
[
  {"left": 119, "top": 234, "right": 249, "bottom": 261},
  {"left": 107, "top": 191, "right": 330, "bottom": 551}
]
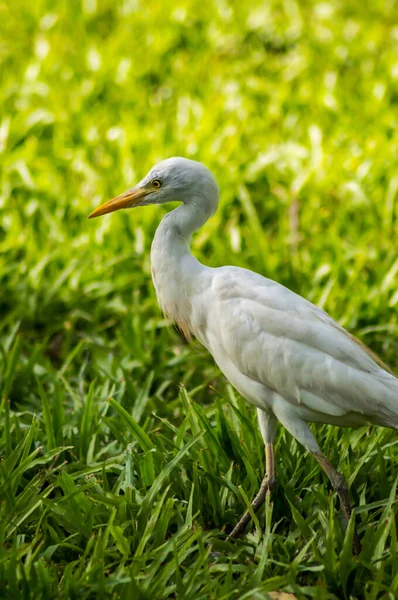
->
[{"left": 2, "top": 0, "right": 398, "bottom": 597}]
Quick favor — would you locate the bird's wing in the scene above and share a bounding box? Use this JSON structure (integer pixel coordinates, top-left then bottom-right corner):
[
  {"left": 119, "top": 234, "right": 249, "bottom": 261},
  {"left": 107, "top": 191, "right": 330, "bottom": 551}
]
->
[{"left": 210, "top": 266, "right": 398, "bottom": 420}]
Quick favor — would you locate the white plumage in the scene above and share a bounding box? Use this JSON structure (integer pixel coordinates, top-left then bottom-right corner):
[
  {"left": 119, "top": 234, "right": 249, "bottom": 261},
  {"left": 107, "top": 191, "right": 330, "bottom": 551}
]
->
[{"left": 89, "top": 157, "right": 398, "bottom": 553}]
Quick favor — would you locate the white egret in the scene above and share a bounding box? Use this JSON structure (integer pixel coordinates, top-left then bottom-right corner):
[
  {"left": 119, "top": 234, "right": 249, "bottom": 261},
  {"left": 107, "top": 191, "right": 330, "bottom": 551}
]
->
[{"left": 89, "top": 157, "right": 398, "bottom": 554}]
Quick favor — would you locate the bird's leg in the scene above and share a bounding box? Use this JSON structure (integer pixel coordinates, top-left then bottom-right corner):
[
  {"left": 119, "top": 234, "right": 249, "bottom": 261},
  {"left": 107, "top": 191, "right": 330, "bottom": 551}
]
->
[
  {"left": 313, "top": 451, "right": 361, "bottom": 556},
  {"left": 227, "top": 443, "right": 276, "bottom": 539},
  {"left": 227, "top": 410, "right": 276, "bottom": 539},
  {"left": 272, "top": 407, "right": 362, "bottom": 555}
]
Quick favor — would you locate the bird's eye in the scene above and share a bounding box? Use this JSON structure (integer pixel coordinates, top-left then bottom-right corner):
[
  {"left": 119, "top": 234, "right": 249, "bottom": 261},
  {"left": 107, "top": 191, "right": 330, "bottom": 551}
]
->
[{"left": 151, "top": 179, "right": 162, "bottom": 188}]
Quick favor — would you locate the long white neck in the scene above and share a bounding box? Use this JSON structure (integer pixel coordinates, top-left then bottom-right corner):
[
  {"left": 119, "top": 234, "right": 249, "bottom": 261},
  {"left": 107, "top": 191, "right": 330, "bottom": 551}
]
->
[{"left": 150, "top": 201, "right": 214, "bottom": 339}]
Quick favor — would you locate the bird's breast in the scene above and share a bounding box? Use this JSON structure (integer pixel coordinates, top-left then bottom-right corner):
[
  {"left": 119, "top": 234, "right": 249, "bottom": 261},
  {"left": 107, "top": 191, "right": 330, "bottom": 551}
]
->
[
  {"left": 150, "top": 225, "right": 210, "bottom": 342},
  {"left": 151, "top": 264, "right": 195, "bottom": 341}
]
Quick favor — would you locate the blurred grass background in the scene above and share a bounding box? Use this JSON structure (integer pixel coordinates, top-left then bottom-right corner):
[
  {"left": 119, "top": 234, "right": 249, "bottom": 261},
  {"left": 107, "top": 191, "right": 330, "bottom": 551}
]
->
[{"left": 1, "top": 0, "right": 398, "bottom": 597}]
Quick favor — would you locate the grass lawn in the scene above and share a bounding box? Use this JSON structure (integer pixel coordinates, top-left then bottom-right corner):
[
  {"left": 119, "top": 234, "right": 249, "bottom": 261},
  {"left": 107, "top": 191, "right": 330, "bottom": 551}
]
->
[{"left": 2, "top": 0, "right": 398, "bottom": 597}]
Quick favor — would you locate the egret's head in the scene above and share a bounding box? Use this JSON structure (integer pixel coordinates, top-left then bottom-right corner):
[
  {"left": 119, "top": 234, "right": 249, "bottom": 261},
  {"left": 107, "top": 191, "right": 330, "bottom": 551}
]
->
[{"left": 88, "top": 157, "right": 219, "bottom": 219}]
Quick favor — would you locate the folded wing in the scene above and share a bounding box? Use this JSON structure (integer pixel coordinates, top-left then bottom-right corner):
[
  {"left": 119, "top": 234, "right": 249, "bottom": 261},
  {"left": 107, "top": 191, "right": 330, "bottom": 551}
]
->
[{"left": 211, "top": 266, "right": 398, "bottom": 426}]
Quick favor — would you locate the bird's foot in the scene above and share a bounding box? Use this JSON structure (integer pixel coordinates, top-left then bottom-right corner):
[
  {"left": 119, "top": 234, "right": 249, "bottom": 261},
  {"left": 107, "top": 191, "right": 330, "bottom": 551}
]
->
[
  {"left": 227, "top": 473, "right": 276, "bottom": 540},
  {"left": 352, "top": 530, "right": 362, "bottom": 556},
  {"left": 313, "top": 452, "right": 361, "bottom": 556}
]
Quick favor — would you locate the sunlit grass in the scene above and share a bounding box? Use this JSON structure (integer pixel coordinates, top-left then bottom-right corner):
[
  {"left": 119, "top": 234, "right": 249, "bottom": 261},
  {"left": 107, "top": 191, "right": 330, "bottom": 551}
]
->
[{"left": 2, "top": 0, "right": 398, "bottom": 597}]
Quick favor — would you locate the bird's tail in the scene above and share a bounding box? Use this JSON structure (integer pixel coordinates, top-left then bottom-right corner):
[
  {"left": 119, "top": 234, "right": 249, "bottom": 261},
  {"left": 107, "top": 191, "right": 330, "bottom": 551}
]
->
[{"left": 366, "top": 370, "right": 398, "bottom": 430}]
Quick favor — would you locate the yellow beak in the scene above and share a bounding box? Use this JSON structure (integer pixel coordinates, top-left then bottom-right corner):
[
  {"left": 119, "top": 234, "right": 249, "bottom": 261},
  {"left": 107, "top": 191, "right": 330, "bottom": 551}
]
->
[{"left": 88, "top": 186, "right": 152, "bottom": 219}]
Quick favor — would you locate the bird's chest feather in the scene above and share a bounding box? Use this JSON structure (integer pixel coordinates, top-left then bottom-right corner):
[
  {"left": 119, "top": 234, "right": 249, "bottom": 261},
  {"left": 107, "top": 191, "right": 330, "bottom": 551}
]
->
[
  {"left": 150, "top": 222, "right": 210, "bottom": 342},
  {"left": 151, "top": 264, "right": 194, "bottom": 341}
]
